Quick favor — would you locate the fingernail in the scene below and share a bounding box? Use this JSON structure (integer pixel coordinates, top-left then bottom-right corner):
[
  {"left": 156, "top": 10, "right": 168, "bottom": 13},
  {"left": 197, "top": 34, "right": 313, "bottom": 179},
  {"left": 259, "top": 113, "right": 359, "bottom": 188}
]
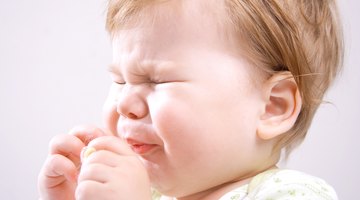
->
[{"left": 80, "top": 146, "right": 96, "bottom": 162}]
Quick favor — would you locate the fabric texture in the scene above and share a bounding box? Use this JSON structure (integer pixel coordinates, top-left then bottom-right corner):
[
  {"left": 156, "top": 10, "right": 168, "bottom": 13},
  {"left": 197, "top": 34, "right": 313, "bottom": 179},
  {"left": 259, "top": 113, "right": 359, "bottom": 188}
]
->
[
  {"left": 219, "top": 169, "right": 338, "bottom": 200},
  {"left": 153, "top": 169, "right": 338, "bottom": 200}
]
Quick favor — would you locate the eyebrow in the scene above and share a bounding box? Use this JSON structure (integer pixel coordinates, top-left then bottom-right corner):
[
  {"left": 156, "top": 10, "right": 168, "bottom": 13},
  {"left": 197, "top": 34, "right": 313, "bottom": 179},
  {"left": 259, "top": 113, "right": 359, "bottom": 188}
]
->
[{"left": 108, "top": 60, "right": 177, "bottom": 75}]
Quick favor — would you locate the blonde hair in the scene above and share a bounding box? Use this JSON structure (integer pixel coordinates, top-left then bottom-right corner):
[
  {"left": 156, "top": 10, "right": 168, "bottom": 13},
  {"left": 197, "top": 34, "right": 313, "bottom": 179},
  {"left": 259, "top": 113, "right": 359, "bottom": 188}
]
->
[{"left": 105, "top": 0, "right": 343, "bottom": 155}]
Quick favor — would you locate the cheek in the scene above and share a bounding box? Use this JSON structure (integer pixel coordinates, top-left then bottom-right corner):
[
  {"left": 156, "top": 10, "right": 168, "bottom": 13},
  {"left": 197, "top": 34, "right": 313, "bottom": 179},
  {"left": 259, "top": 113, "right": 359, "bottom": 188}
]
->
[
  {"left": 149, "top": 91, "right": 210, "bottom": 164},
  {"left": 149, "top": 84, "right": 261, "bottom": 155},
  {"left": 150, "top": 96, "right": 194, "bottom": 146}
]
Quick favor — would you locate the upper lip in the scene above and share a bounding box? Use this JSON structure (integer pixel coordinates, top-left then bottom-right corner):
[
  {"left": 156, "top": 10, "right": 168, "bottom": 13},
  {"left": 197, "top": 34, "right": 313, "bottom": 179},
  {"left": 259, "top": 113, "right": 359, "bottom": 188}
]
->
[
  {"left": 125, "top": 138, "right": 153, "bottom": 146},
  {"left": 119, "top": 122, "right": 160, "bottom": 146}
]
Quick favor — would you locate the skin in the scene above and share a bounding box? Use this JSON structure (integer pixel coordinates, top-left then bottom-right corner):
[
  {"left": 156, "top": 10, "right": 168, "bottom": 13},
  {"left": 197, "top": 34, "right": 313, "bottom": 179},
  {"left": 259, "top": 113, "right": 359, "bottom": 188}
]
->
[{"left": 38, "top": 0, "right": 301, "bottom": 199}]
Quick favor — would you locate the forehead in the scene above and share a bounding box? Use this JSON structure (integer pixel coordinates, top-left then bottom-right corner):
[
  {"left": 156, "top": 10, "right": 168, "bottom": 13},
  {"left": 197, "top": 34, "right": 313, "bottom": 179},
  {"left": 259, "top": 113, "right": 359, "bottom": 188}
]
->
[
  {"left": 110, "top": 0, "right": 227, "bottom": 29},
  {"left": 111, "top": 0, "right": 241, "bottom": 59}
]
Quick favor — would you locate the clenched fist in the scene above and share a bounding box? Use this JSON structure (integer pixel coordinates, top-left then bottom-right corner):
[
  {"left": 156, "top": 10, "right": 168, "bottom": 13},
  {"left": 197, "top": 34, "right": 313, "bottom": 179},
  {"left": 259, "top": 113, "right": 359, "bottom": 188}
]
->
[{"left": 38, "top": 125, "right": 152, "bottom": 200}]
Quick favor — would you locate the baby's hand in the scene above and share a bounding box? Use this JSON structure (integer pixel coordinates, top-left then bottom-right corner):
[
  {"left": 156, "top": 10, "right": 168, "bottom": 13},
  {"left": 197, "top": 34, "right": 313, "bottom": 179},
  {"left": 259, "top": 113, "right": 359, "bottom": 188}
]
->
[
  {"left": 76, "top": 136, "right": 152, "bottom": 200},
  {"left": 37, "top": 126, "right": 108, "bottom": 200},
  {"left": 38, "top": 125, "right": 152, "bottom": 200}
]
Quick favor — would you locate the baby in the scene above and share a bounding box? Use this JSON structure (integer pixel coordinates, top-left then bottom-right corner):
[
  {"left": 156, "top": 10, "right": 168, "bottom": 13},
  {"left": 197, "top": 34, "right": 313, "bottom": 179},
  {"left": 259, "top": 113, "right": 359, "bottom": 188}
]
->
[{"left": 38, "top": 0, "right": 343, "bottom": 199}]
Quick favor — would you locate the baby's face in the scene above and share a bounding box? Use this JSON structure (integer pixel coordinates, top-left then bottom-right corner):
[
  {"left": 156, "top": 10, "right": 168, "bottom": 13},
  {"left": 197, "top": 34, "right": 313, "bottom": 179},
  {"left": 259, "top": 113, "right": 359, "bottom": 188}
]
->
[{"left": 103, "top": 1, "right": 269, "bottom": 198}]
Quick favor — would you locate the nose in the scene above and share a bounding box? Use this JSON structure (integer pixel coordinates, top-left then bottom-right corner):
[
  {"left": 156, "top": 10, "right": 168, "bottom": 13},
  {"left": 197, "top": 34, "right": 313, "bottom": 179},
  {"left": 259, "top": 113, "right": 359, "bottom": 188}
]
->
[{"left": 116, "top": 85, "right": 148, "bottom": 120}]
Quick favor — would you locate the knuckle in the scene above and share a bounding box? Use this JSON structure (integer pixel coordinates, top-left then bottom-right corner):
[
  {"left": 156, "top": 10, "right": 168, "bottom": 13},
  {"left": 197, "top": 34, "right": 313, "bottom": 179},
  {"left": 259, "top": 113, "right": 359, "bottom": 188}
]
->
[
  {"left": 48, "top": 134, "right": 67, "bottom": 150},
  {"left": 47, "top": 154, "right": 61, "bottom": 163},
  {"left": 47, "top": 154, "right": 70, "bottom": 172},
  {"left": 84, "top": 150, "right": 105, "bottom": 163},
  {"left": 90, "top": 135, "right": 112, "bottom": 144},
  {"left": 81, "top": 163, "right": 102, "bottom": 177},
  {"left": 69, "top": 125, "right": 105, "bottom": 144}
]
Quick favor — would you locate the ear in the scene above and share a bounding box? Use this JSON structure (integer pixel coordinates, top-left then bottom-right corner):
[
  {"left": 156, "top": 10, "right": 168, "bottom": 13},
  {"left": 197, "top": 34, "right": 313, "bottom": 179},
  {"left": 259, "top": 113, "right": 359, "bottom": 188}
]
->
[{"left": 257, "top": 71, "right": 302, "bottom": 140}]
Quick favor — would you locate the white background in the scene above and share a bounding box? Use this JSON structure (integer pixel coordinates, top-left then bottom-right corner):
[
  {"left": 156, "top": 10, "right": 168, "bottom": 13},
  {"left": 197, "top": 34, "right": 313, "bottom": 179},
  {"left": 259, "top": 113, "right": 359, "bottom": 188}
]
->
[{"left": 0, "top": 0, "right": 359, "bottom": 199}]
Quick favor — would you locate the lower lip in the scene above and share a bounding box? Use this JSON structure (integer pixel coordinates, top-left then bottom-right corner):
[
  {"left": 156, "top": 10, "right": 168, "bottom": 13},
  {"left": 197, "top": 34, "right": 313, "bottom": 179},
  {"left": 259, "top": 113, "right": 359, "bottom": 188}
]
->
[{"left": 131, "top": 144, "right": 157, "bottom": 155}]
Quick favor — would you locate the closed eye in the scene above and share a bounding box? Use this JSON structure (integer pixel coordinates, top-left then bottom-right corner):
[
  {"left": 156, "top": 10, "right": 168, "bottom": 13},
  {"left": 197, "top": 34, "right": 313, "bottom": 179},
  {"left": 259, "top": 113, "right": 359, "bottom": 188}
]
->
[
  {"left": 149, "top": 80, "right": 168, "bottom": 84},
  {"left": 114, "top": 81, "right": 126, "bottom": 85}
]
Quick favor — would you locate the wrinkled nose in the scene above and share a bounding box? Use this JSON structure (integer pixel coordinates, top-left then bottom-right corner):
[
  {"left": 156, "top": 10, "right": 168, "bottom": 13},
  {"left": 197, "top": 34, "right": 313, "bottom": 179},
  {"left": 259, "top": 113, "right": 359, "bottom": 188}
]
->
[{"left": 116, "top": 85, "right": 148, "bottom": 119}]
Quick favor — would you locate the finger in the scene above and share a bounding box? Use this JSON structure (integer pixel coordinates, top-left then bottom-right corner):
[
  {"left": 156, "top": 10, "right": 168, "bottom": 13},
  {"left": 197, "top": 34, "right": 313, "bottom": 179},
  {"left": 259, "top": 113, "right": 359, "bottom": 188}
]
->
[
  {"left": 80, "top": 151, "right": 145, "bottom": 182},
  {"left": 49, "top": 134, "right": 85, "bottom": 165},
  {"left": 75, "top": 180, "right": 107, "bottom": 200},
  {"left": 40, "top": 154, "right": 78, "bottom": 187},
  {"left": 87, "top": 136, "right": 135, "bottom": 156},
  {"left": 78, "top": 163, "right": 113, "bottom": 183},
  {"left": 83, "top": 150, "right": 125, "bottom": 167},
  {"left": 68, "top": 125, "right": 111, "bottom": 145}
]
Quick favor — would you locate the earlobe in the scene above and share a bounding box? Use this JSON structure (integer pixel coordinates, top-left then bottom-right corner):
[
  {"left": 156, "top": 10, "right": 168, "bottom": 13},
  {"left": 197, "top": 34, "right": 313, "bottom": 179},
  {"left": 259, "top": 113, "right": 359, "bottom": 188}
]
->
[{"left": 257, "top": 72, "right": 302, "bottom": 140}]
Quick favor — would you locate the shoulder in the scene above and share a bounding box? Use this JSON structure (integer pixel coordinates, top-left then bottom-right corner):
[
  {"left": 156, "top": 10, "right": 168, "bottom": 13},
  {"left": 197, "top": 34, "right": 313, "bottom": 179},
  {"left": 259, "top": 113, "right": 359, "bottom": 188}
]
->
[{"left": 248, "top": 169, "right": 338, "bottom": 200}]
